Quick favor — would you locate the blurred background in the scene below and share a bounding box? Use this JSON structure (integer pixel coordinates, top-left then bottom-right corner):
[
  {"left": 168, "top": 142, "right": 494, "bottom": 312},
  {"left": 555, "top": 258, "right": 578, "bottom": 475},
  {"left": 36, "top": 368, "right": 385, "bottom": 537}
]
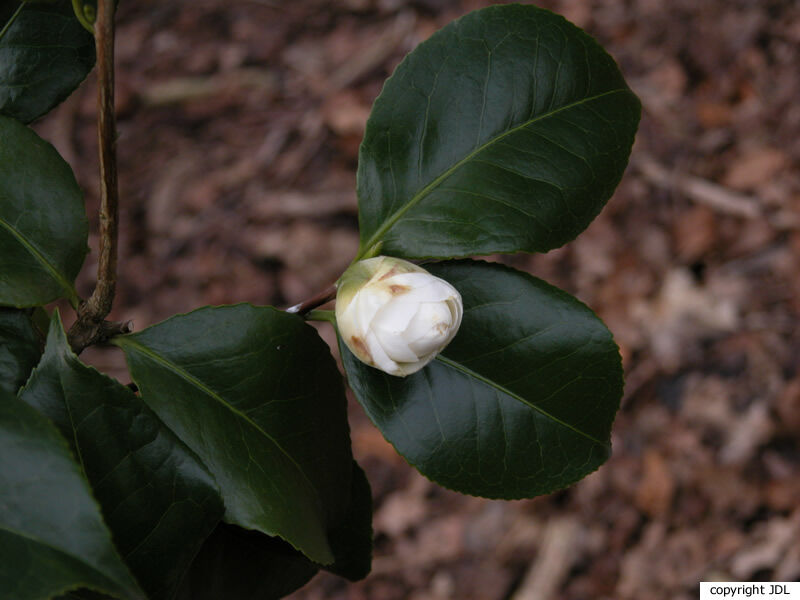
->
[{"left": 35, "top": 0, "right": 800, "bottom": 598}]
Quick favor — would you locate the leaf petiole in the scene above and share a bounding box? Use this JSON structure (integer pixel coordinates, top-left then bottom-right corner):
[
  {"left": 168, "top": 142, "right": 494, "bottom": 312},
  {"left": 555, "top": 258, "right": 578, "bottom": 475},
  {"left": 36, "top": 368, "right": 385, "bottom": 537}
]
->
[
  {"left": 353, "top": 242, "right": 382, "bottom": 263},
  {"left": 306, "top": 309, "right": 336, "bottom": 323}
]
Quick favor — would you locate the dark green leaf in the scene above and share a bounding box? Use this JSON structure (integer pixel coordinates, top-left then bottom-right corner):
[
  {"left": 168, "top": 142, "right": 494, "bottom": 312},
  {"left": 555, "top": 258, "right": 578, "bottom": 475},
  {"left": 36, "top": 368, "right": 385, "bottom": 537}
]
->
[
  {"left": 0, "top": 116, "right": 87, "bottom": 307},
  {"left": 176, "top": 460, "right": 373, "bottom": 599},
  {"left": 340, "top": 260, "right": 623, "bottom": 499},
  {"left": 357, "top": 4, "right": 640, "bottom": 259},
  {"left": 0, "top": 388, "right": 144, "bottom": 600},
  {"left": 55, "top": 590, "right": 115, "bottom": 600},
  {"left": 0, "top": 307, "right": 42, "bottom": 394},
  {"left": 0, "top": 2, "right": 95, "bottom": 123},
  {"left": 175, "top": 524, "right": 319, "bottom": 600},
  {"left": 322, "top": 460, "right": 373, "bottom": 581},
  {"left": 18, "top": 311, "right": 224, "bottom": 600},
  {"left": 114, "top": 304, "right": 357, "bottom": 565}
]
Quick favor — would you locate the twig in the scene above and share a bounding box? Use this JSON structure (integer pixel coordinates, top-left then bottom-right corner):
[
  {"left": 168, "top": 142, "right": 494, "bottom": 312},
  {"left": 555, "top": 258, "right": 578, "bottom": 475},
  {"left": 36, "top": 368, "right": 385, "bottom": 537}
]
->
[
  {"left": 328, "top": 12, "right": 416, "bottom": 91},
  {"left": 68, "top": 0, "right": 129, "bottom": 353},
  {"left": 139, "top": 68, "right": 276, "bottom": 106},
  {"left": 286, "top": 284, "right": 337, "bottom": 316},
  {"left": 636, "top": 156, "right": 761, "bottom": 218},
  {"left": 88, "top": 0, "right": 118, "bottom": 319},
  {"left": 512, "top": 517, "right": 580, "bottom": 600}
]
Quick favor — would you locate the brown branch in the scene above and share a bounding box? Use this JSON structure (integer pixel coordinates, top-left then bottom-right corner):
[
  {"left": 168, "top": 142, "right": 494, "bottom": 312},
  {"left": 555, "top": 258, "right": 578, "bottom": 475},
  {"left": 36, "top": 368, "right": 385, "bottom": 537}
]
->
[
  {"left": 88, "top": 0, "right": 118, "bottom": 318},
  {"left": 286, "top": 284, "right": 337, "bottom": 316},
  {"left": 68, "top": 0, "right": 129, "bottom": 353}
]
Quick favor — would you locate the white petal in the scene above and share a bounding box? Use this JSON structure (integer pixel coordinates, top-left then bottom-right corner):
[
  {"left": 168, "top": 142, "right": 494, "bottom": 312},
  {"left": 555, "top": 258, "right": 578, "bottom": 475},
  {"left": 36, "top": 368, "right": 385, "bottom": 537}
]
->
[
  {"left": 372, "top": 298, "right": 418, "bottom": 333},
  {"left": 365, "top": 329, "right": 402, "bottom": 375},
  {"left": 353, "top": 287, "right": 388, "bottom": 334},
  {"left": 338, "top": 293, "right": 364, "bottom": 337},
  {"left": 405, "top": 302, "right": 454, "bottom": 357},
  {"left": 374, "top": 326, "right": 419, "bottom": 362},
  {"left": 404, "top": 301, "right": 452, "bottom": 338},
  {"left": 384, "top": 272, "right": 430, "bottom": 286},
  {"left": 396, "top": 352, "right": 437, "bottom": 375},
  {"left": 388, "top": 273, "right": 458, "bottom": 303},
  {"left": 447, "top": 297, "right": 463, "bottom": 334}
]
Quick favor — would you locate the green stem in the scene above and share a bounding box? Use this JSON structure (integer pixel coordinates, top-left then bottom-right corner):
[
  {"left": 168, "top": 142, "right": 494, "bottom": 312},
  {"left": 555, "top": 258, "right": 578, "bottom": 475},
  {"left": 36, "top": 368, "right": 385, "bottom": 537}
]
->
[
  {"left": 353, "top": 241, "right": 383, "bottom": 263},
  {"left": 71, "top": 0, "right": 95, "bottom": 33},
  {"left": 305, "top": 309, "right": 336, "bottom": 323},
  {"left": 0, "top": 2, "right": 25, "bottom": 43}
]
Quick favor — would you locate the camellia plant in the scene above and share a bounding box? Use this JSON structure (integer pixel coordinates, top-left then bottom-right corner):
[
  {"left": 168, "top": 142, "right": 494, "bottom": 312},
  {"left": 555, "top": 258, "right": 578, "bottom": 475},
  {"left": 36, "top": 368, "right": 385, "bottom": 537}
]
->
[{"left": 0, "top": 2, "right": 639, "bottom": 599}]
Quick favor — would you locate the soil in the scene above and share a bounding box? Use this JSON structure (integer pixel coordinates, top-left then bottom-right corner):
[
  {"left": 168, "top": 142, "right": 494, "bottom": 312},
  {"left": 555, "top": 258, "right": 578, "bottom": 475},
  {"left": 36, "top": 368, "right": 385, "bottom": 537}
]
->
[{"left": 33, "top": 1, "right": 800, "bottom": 598}]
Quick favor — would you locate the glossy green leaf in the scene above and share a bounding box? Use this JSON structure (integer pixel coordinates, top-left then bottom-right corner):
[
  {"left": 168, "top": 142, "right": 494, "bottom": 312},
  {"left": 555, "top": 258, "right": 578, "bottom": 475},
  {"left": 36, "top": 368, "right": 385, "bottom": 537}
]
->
[
  {"left": 114, "top": 304, "right": 357, "bottom": 566},
  {"left": 0, "top": 116, "right": 87, "bottom": 307},
  {"left": 323, "top": 460, "right": 373, "bottom": 581},
  {"left": 175, "top": 524, "right": 319, "bottom": 600},
  {"left": 176, "top": 460, "right": 373, "bottom": 599},
  {"left": 18, "top": 312, "right": 224, "bottom": 600},
  {"left": 0, "top": 388, "right": 144, "bottom": 600},
  {"left": 340, "top": 260, "right": 623, "bottom": 499},
  {"left": 0, "top": 307, "right": 42, "bottom": 394},
  {"left": 356, "top": 4, "right": 640, "bottom": 259},
  {"left": 0, "top": 1, "right": 95, "bottom": 123}
]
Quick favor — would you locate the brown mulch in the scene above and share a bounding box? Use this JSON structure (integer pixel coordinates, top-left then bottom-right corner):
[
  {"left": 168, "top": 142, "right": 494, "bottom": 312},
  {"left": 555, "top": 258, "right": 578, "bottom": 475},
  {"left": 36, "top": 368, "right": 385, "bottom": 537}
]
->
[{"left": 33, "top": 1, "right": 800, "bottom": 598}]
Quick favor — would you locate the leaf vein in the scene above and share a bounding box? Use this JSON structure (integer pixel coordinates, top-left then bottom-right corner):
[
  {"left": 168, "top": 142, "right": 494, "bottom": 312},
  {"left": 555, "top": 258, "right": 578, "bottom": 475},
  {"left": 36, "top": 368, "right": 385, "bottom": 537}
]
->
[
  {"left": 434, "top": 354, "right": 606, "bottom": 447},
  {"left": 360, "top": 87, "right": 630, "bottom": 255}
]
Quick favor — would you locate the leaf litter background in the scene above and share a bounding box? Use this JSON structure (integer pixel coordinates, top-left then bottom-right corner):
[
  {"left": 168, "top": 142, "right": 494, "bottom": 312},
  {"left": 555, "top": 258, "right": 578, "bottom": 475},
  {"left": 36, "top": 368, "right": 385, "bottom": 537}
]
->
[{"left": 32, "top": 0, "right": 800, "bottom": 598}]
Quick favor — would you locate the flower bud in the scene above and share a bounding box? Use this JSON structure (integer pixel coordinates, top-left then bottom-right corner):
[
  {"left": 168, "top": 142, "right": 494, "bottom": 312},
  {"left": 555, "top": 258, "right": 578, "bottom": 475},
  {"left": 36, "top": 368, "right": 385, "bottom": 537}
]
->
[{"left": 336, "top": 256, "right": 463, "bottom": 377}]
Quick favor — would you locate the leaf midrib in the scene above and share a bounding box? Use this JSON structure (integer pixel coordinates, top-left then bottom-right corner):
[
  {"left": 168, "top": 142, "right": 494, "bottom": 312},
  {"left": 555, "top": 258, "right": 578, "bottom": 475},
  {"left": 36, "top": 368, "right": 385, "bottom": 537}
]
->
[
  {"left": 114, "top": 337, "right": 323, "bottom": 513},
  {"left": 435, "top": 354, "right": 607, "bottom": 447},
  {"left": 359, "top": 87, "right": 630, "bottom": 257},
  {"left": 0, "top": 213, "right": 77, "bottom": 303}
]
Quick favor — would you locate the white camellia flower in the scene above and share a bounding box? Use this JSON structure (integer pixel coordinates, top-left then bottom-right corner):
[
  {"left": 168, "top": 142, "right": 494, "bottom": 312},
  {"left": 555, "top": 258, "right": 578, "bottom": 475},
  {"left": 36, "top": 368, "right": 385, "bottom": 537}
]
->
[{"left": 336, "top": 256, "right": 463, "bottom": 377}]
